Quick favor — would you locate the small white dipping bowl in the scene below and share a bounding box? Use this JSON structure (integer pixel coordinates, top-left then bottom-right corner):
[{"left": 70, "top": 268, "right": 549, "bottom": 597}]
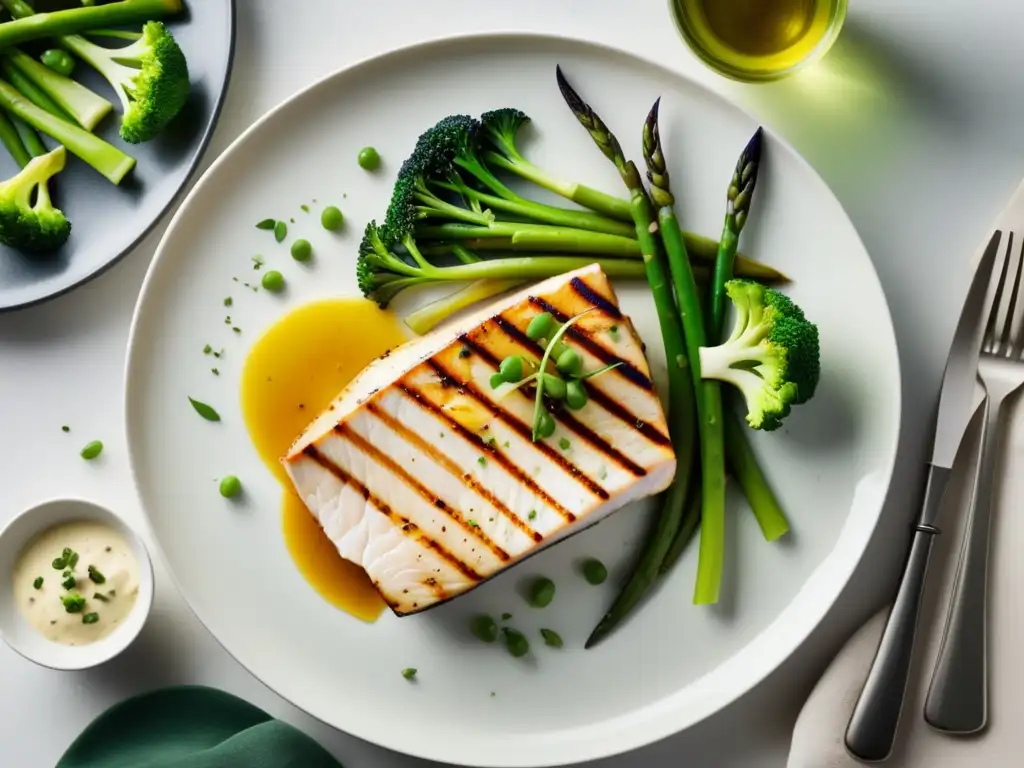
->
[{"left": 0, "top": 498, "right": 154, "bottom": 670}]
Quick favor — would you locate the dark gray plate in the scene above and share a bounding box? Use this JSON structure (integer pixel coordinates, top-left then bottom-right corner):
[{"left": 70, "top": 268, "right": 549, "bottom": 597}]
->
[{"left": 0, "top": 0, "right": 235, "bottom": 311}]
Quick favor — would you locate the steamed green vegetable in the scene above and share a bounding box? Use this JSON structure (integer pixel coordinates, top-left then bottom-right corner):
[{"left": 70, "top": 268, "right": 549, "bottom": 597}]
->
[
  {"left": 553, "top": 66, "right": 696, "bottom": 648},
  {"left": 643, "top": 99, "right": 726, "bottom": 605}
]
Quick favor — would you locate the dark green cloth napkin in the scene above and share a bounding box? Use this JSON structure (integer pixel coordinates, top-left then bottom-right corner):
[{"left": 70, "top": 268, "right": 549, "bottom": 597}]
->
[{"left": 58, "top": 686, "right": 342, "bottom": 768}]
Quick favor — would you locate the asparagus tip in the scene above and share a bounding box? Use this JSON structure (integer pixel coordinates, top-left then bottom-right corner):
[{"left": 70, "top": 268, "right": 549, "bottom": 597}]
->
[
  {"left": 554, "top": 64, "right": 585, "bottom": 116},
  {"left": 742, "top": 126, "right": 764, "bottom": 167}
]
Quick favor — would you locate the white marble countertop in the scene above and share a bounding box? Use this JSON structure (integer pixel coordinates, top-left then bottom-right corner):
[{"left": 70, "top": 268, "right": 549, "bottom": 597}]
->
[{"left": 2, "top": 1, "right": 1023, "bottom": 766}]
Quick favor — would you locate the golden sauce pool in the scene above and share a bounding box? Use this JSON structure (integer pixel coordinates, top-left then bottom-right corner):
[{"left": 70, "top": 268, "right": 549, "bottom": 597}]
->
[{"left": 240, "top": 298, "right": 408, "bottom": 622}]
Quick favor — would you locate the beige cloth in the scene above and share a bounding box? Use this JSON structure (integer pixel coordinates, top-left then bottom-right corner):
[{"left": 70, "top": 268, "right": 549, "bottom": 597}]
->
[{"left": 789, "top": 397, "right": 1024, "bottom": 767}]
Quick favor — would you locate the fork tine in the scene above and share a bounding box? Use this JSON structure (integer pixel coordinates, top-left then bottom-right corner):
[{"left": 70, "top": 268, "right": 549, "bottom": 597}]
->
[
  {"left": 983, "top": 230, "right": 1015, "bottom": 356},
  {"left": 996, "top": 230, "right": 1024, "bottom": 356},
  {"left": 982, "top": 230, "right": 1012, "bottom": 355},
  {"left": 1006, "top": 230, "right": 1024, "bottom": 360}
]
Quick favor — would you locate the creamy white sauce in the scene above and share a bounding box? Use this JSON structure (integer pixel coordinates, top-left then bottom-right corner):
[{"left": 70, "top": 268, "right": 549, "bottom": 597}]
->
[{"left": 12, "top": 521, "right": 140, "bottom": 646}]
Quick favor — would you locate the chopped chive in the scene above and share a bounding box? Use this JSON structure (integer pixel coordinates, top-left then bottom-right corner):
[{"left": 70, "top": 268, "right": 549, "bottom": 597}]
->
[
  {"left": 251, "top": 254, "right": 264, "bottom": 269},
  {"left": 300, "top": 204, "right": 310, "bottom": 213},
  {"left": 528, "top": 509, "right": 537, "bottom": 521},
  {"left": 232, "top": 327, "right": 242, "bottom": 334},
  {"left": 203, "top": 344, "right": 212, "bottom": 354},
  {"left": 32, "top": 577, "right": 43, "bottom": 589},
  {"left": 501, "top": 612, "right": 512, "bottom": 621},
  {"left": 82, "top": 612, "right": 99, "bottom": 625},
  {"left": 503, "top": 441, "right": 510, "bottom": 448},
  {"left": 87, "top": 565, "right": 106, "bottom": 585},
  {"left": 223, "top": 297, "right": 233, "bottom": 307},
  {"left": 458, "top": 346, "right": 471, "bottom": 359},
  {"left": 62, "top": 574, "right": 76, "bottom": 590},
  {"left": 401, "top": 667, "right": 417, "bottom": 680},
  {"left": 93, "top": 592, "right": 110, "bottom": 603},
  {"left": 486, "top": 437, "right": 497, "bottom": 447},
  {"left": 540, "top": 628, "right": 564, "bottom": 648},
  {"left": 467, "top": 519, "right": 479, "bottom": 528},
  {"left": 61, "top": 425, "right": 70, "bottom": 433},
  {"left": 558, "top": 437, "right": 571, "bottom": 450},
  {"left": 212, "top": 368, "right": 220, "bottom": 376},
  {"left": 255, "top": 218, "right": 276, "bottom": 230},
  {"left": 477, "top": 456, "right": 487, "bottom": 467}
]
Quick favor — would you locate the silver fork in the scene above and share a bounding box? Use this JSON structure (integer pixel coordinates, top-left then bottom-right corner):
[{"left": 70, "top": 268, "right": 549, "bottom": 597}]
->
[{"left": 924, "top": 228, "right": 1024, "bottom": 734}]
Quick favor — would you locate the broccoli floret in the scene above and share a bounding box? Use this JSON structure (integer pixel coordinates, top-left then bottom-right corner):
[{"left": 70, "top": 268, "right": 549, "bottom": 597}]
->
[
  {"left": 479, "top": 108, "right": 530, "bottom": 160},
  {"left": 0, "top": 145, "right": 71, "bottom": 252},
  {"left": 698, "top": 279, "right": 819, "bottom": 431},
  {"left": 62, "top": 21, "right": 189, "bottom": 143}
]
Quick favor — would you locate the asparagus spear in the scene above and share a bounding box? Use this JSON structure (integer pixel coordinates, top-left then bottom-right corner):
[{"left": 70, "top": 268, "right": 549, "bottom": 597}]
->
[
  {"left": 710, "top": 128, "right": 763, "bottom": 331},
  {"left": 710, "top": 129, "right": 791, "bottom": 542},
  {"left": 553, "top": 66, "right": 697, "bottom": 648},
  {"left": 643, "top": 99, "right": 727, "bottom": 605}
]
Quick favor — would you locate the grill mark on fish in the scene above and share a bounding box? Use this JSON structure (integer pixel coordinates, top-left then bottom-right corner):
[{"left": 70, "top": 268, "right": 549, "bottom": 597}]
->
[
  {"left": 335, "top": 423, "right": 511, "bottom": 561},
  {"left": 459, "top": 333, "right": 649, "bottom": 477},
  {"left": 491, "top": 316, "right": 672, "bottom": 448},
  {"left": 570, "top": 275, "right": 622, "bottom": 318},
  {"left": 426, "top": 358, "right": 609, "bottom": 503},
  {"left": 302, "top": 445, "right": 483, "bottom": 582},
  {"left": 366, "top": 402, "right": 543, "bottom": 543},
  {"left": 398, "top": 381, "right": 581, "bottom": 522},
  {"left": 527, "top": 296, "right": 653, "bottom": 391}
]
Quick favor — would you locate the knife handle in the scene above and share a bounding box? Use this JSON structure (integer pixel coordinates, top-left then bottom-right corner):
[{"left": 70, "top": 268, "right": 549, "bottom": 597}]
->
[{"left": 845, "top": 466, "right": 950, "bottom": 763}]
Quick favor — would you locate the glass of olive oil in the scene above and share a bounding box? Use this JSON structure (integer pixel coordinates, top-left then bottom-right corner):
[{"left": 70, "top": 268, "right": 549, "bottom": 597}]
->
[{"left": 670, "top": 0, "right": 848, "bottom": 82}]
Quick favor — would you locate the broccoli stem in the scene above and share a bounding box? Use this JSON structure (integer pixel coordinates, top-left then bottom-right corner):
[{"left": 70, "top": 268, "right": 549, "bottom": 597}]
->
[
  {"left": 404, "top": 278, "right": 525, "bottom": 335},
  {"left": 0, "top": 0, "right": 181, "bottom": 48},
  {"left": 553, "top": 67, "right": 696, "bottom": 647},
  {"left": 483, "top": 149, "right": 633, "bottom": 222},
  {"left": 0, "top": 109, "right": 30, "bottom": 167},
  {"left": 12, "top": 115, "right": 46, "bottom": 158},
  {"left": 0, "top": 78, "right": 134, "bottom": 184},
  {"left": 417, "top": 226, "right": 789, "bottom": 282},
  {"left": 432, "top": 179, "right": 635, "bottom": 238},
  {"left": 724, "top": 415, "right": 789, "bottom": 541},
  {"left": 0, "top": 58, "right": 72, "bottom": 123},
  {"left": 416, "top": 221, "right": 643, "bottom": 258},
  {"left": 643, "top": 100, "right": 726, "bottom": 605},
  {"left": 3, "top": 48, "right": 111, "bottom": 130}
]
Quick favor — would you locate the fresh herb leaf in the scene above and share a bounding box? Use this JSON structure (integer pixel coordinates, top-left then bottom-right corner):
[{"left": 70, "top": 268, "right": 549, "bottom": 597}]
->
[
  {"left": 87, "top": 565, "right": 106, "bottom": 585},
  {"left": 255, "top": 218, "right": 276, "bottom": 230},
  {"left": 188, "top": 397, "right": 221, "bottom": 422},
  {"left": 401, "top": 667, "right": 417, "bottom": 680},
  {"left": 540, "top": 628, "right": 564, "bottom": 648},
  {"left": 61, "top": 574, "right": 76, "bottom": 590}
]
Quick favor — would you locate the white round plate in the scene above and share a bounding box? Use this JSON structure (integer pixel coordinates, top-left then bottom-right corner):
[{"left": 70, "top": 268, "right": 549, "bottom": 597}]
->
[{"left": 125, "top": 34, "right": 900, "bottom": 767}]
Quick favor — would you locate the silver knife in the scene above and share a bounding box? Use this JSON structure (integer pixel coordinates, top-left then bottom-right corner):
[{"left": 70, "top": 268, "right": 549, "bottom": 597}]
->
[{"left": 844, "top": 226, "right": 1004, "bottom": 762}]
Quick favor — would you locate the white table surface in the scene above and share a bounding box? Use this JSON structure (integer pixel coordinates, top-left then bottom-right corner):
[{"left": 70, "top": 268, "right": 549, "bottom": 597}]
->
[{"left": 2, "top": 1, "right": 1023, "bottom": 766}]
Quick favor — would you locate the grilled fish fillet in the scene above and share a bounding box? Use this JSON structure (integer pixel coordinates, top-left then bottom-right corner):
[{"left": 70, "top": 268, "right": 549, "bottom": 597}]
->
[{"left": 283, "top": 264, "right": 675, "bottom": 616}]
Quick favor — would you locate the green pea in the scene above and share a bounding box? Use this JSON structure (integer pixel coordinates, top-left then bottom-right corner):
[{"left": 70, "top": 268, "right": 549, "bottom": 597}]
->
[
  {"left": 80, "top": 440, "right": 103, "bottom": 460},
  {"left": 503, "top": 627, "right": 529, "bottom": 658},
  {"left": 542, "top": 374, "right": 566, "bottom": 400},
  {"left": 321, "top": 205, "right": 344, "bottom": 231},
  {"left": 525, "top": 312, "right": 554, "bottom": 341},
  {"left": 261, "top": 270, "right": 285, "bottom": 292},
  {"left": 40, "top": 48, "right": 75, "bottom": 77},
  {"left": 290, "top": 238, "right": 312, "bottom": 262},
  {"left": 582, "top": 558, "right": 608, "bottom": 585},
  {"left": 527, "top": 577, "right": 555, "bottom": 608},
  {"left": 357, "top": 146, "right": 381, "bottom": 170},
  {"left": 470, "top": 614, "right": 498, "bottom": 643},
  {"left": 219, "top": 475, "right": 242, "bottom": 498},
  {"left": 556, "top": 348, "right": 582, "bottom": 377},
  {"left": 489, "top": 373, "right": 505, "bottom": 390},
  {"left": 499, "top": 355, "right": 523, "bottom": 383},
  {"left": 540, "top": 628, "right": 563, "bottom": 648},
  {"left": 565, "top": 380, "right": 588, "bottom": 410},
  {"left": 535, "top": 411, "right": 556, "bottom": 439}
]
